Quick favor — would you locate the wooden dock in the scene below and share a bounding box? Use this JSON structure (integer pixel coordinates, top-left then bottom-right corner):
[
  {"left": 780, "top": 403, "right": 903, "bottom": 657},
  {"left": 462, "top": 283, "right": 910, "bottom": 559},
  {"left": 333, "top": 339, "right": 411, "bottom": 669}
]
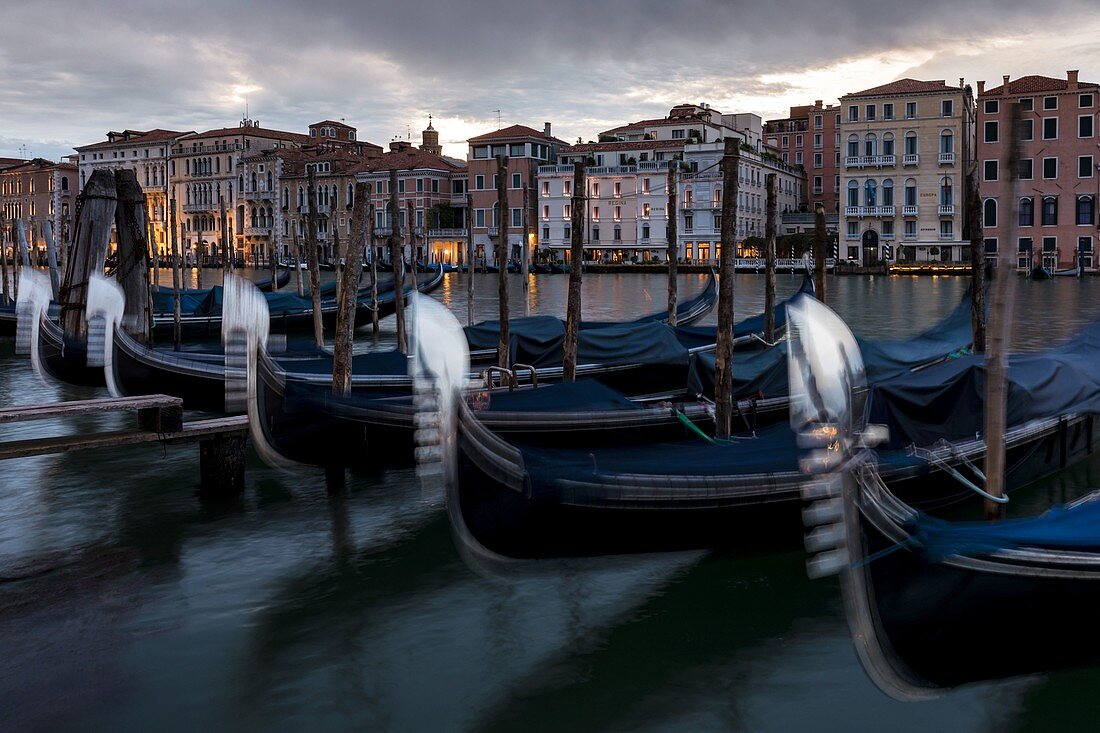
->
[{"left": 0, "top": 394, "right": 249, "bottom": 496}]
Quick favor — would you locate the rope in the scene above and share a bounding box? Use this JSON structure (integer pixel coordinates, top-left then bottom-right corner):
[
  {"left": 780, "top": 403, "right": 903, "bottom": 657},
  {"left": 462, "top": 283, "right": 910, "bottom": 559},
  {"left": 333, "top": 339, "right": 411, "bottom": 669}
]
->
[{"left": 674, "top": 410, "right": 752, "bottom": 445}]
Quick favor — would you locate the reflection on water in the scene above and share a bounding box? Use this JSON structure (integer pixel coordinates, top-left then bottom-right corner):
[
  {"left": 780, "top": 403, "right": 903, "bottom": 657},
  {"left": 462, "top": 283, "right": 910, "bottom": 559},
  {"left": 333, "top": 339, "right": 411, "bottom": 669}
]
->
[{"left": 4, "top": 271, "right": 1100, "bottom": 731}]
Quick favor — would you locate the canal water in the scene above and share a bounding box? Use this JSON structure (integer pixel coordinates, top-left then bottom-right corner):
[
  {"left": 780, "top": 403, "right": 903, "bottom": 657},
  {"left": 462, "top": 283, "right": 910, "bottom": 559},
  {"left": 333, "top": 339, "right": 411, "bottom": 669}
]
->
[{"left": 3, "top": 270, "right": 1100, "bottom": 732}]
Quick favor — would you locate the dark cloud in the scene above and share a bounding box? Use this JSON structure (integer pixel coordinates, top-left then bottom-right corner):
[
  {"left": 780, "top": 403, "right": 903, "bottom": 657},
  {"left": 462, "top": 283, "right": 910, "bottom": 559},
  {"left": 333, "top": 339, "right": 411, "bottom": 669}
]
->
[{"left": 1, "top": 0, "right": 1096, "bottom": 160}]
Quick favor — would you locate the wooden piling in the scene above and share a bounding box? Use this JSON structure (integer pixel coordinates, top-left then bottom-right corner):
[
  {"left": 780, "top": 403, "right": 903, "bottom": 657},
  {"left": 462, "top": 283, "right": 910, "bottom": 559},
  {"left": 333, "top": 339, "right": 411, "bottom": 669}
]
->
[
  {"left": 199, "top": 434, "right": 246, "bottom": 496},
  {"left": 666, "top": 161, "right": 679, "bottom": 325},
  {"left": 388, "top": 168, "right": 407, "bottom": 353},
  {"left": 0, "top": 214, "right": 9, "bottom": 303},
  {"left": 333, "top": 181, "right": 368, "bottom": 397},
  {"left": 966, "top": 164, "right": 986, "bottom": 352},
  {"left": 113, "top": 169, "right": 154, "bottom": 342},
  {"left": 521, "top": 181, "right": 530, "bottom": 318},
  {"left": 984, "top": 102, "right": 1022, "bottom": 518},
  {"left": 496, "top": 155, "right": 510, "bottom": 368},
  {"left": 170, "top": 200, "right": 182, "bottom": 351},
  {"left": 306, "top": 168, "right": 324, "bottom": 349},
  {"left": 60, "top": 169, "right": 117, "bottom": 344},
  {"left": 43, "top": 219, "right": 61, "bottom": 299},
  {"left": 368, "top": 195, "right": 379, "bottom": 336},
  {"left": 813, "top": 204, "right": 827, "bottom": 303},
  {"left": 219, "top": 196, "right": 229, "bottom": 278},
  {"left": 714, "top": 139, "right": 740, "bottom": 439},
  {"left": 292, "top": 227, "right": 304, "bottom": 297},
  {"left": 764, "top": 173, "right": 778, "bottom": 342},
  {"left": 466, "top": 191, "right": 475, "bottom": 325},
  {"left": 407, "top": 199, "right": 418, "bottom": 292},
  {"left": 14, "top": 219, "right": 31, "bottom": 301},
  {"left": 563, "top": 161, "right": 585, "bottom": 381}
]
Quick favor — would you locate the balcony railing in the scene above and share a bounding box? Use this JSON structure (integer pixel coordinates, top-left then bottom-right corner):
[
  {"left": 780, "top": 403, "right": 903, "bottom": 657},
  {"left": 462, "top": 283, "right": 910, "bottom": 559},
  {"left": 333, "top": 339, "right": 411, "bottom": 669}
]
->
[
  {"left": 182, "top": 203, "right": 210, "bottom": 213},
  {"left": 427, "top": 228, "right": 468, "bottom": 238},
  {"left": 845, "top": 205, "right": 896, "bottom": 217},
  {"left": 938, "top": 205, "right": 955, "bottom": 215},
  {"left": 637, "top": 161, "right": 667, "bottom": 171},
  {"left": 244, "top": 190, "right": 274, "bottom": 201},
  {"left": 903, "top": 154, "right": 919, "bottom": 165},
  {"left": 587, "top": 165, "right": 636, "bottom": 175},
  {"left": 938, "top": 152, "right": 956, "bottom": 165},
  {"left": 902, "top": 205, "right": 919, "bottom": 216},
  {"left": 244, "top": 226, "right": 271, "bottom": 236},
  {"left": 538, "top": 165, "right": 573, "bottom": 174},
  {"left": 845, "top": 154, "right": 896, "bottom": 168}
]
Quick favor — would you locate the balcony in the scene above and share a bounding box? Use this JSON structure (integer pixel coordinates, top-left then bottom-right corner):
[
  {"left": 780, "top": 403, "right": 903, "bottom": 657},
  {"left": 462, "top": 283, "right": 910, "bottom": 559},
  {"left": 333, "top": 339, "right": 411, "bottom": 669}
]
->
[
  {"left": 637, "top": 161, "right": 667, "bottom": 172},
  {"left": 244, "top": 226, "right": 271, "bottom": 236},
  {"left": 244, "top": 190, "right": 274, "bottom": 201},
  {"left": 902, "top": 205, "right": 919, "bottom": 216},
  {"left": 845, "top": 205, "right": 896, "bottom": 217},
  {"left": 587, "top": 165, "right": 636, "bottom": 175},
  {"left": 182, "top": 203, "right": 210, "bottom": 213},
  {"left": 538, "top": 164, "right": 573, "bottom": 174},
  {"left": 844, "top": 154, "right": 896, "bottom": 168},
  {"left": 938, "top": 152, "right": 956, "bottom": 165},
  {"left": 903, "top": 154, "right": 919, "bottom": 166},
  {"left": 428, "top": 228, "right": 468, "bottom": 238},
  {"left": 938, "top": 205, "right": 955, "bottom": 215}
]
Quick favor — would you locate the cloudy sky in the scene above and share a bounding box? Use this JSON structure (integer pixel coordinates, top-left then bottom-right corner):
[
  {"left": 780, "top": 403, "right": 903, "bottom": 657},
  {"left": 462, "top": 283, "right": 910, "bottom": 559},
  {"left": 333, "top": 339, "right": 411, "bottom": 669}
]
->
[{"left": 3, "top": 1, "right": 1099, "bottom": 162}]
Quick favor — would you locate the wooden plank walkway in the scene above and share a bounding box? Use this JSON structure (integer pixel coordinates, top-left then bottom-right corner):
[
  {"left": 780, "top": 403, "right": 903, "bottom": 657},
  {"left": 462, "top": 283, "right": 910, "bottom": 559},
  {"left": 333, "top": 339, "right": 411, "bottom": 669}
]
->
[{"left": 0, "top": 395, "right": 249, "bottom": 496}]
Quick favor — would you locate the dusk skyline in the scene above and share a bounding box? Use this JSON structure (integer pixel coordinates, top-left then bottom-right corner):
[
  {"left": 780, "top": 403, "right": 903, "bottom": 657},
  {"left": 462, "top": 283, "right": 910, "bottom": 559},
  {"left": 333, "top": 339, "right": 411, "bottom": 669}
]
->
[{"left": 4, "top": 0, "right": 1099, "bottom": 161}]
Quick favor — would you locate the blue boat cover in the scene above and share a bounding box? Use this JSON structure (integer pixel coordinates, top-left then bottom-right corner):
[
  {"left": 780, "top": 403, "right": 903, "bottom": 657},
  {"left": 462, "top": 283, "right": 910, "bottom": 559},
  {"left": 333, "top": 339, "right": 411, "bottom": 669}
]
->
[
  {"left": 465, "top": 316, "right": 566, "bottom": 366},
  {"left": 673, "top": 275, "right": 815, "bottom": 349},
  {"left": 477, "top": 380, "right": 642, "bottom": 413},
  {"left": 908, "top": 497, "right": 1100, "bottom": 560},
  {"left": 867, "top": 318, "right": 1100, "bottom": 449}
]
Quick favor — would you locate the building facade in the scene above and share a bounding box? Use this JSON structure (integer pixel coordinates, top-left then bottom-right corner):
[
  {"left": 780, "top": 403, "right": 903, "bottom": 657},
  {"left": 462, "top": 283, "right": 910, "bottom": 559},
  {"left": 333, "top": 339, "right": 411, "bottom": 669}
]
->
[
  {"left": 839, "top": 79, "right": 973, "bottom": 264},
  {"left": 977, "top": 70, "right": 1100, "bottom": 271},
  {"left": 0, "top": 157, "right": 78, "bottom": 262},
  {"left": 74, "top": 129, "right": 186, "bottom": 259},
  {"left": 467, "top": 124, "right": 564, "bottom": 266},
  {"left": 765, "top": 100, "right": 842, "bottom": 213}
]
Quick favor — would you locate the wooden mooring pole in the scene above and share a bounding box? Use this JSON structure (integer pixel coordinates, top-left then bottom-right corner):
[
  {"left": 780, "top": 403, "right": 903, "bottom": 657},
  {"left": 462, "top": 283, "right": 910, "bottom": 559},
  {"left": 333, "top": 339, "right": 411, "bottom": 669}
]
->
[
  {"left": 60, "top": 169, "right": 117, "bottom": 344},
  {"left": 984, "top": 101, "right": 1023, "bottom": 518},
  {"left": 306, "top": 168, "right": 324, "bottom": 349},
  {"left": 466, "top": 191, "right": 475, "bottom": 325},
  {"left": 170, "top": 200, "right": 182, "bottom": 350},
  {"left": 369, "top": 192, "right": 379, "bottom": 336},
  {"left": 522, "top": 180, "right": 530, "bottom": 318},
  {"left": 43, "top": 219, "right": 61, "bottom": 299},
  {"left": 764, "top": 173, "right": 777, "bottom": 342},
  {"left": 813, "top": 204, "right": 827, "bottom": 303},
  {"left": 666, "top": 161, "right": 679, "bottom": 325},
  {"left": 714, "top": 139, "right": 740, "bottom": 439},
  {"left": 966, "top": 158, "right": 986, "bottom": 352},
  {"left": 333, "top": 181, "right": 367, "bottom": 398},
  {"left": 563, "top": 161, "right": 585, "bottom": 381},
  {"left": 0, "top": 214, "right": 10, "bottom": 303},
  {"left": 496, "top": 155, "right": 510, "bottom": 368},
  {"left": 389, "top": 168, "right": 407, "bottom": 353},
  {"left": 114, "top": 169, "right": 154, "bottom": 342}
]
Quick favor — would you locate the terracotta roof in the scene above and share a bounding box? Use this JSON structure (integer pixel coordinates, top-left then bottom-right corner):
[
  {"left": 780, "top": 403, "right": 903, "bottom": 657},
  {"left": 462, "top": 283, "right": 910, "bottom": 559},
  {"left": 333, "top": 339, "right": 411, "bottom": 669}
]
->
[
  {"left": 310, "top": 119, "right": 356, "bottom": 128},
  {"left": 360, "top": 148, "right": 466, "bottom": 174},
  {"left": 981, "top": 75, "right": 1099, "bottom": 96},
  {"left": 844, "top": 79, "right": 961, "bottom": 99},
  {"left": 0, "top": 157, "right": 23, "bottom": 170},
  {"left": 74, "top": 128, "right": 189, "bottom": 151},
  {"left": 562, "top": 139, "right": 684, "bottom": 154},
  {"left": 467, "top": 124, "right": 566, "bottom": 145},
  {"left": 182, "top": 125, "right": 313, "bottom": 144},
  {"left": 601, "top": 115, "right": 709, "bottom": 135},
  {"left": 0, "top": 157, "right": 75, "bottom": 173}
]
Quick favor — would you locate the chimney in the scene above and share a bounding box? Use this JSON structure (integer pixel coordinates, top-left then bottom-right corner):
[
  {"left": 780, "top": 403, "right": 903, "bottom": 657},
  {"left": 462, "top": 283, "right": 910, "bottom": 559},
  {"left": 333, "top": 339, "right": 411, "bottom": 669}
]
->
[
  {"left": 1002, "top": 75, "right": 1011, "bottom": 94},
  {"left": 544, "top": 122, "right": 552, "bottom": 138},
  {"left": 1068, "top": 70, "right": 1080, "bottom": 89},
  {"left": 814, "top": 100, "right": 822, "bottom": 108},
  {"left": 977, "top": 80, "right": 985, "bottom": 95}
]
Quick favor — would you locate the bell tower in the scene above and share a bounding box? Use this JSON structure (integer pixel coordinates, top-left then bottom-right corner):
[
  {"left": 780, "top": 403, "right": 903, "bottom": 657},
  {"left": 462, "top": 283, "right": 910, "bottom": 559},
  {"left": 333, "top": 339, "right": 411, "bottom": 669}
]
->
[{"left": 420, "top": 115, "right": 442, "bottom": 155}]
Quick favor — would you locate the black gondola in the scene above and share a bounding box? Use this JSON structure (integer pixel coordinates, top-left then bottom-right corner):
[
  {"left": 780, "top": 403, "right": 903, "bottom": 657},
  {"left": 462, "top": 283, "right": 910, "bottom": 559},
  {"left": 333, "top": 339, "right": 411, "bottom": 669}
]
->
[
  {"left": 1029, "top": 265, "right": 1053, "bottom": 280},
  {"left": 549, "top": 262, "right": 570, "bottom": 274},
  {"left": 0, "top": 296, "right": 15, "bottom": 338}
]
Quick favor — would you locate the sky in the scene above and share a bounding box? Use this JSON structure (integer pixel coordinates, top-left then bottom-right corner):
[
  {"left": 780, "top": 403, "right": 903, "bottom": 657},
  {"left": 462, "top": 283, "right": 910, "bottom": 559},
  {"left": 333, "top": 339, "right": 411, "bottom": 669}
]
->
[{"left": 3, "top": 0, "right": 1100, "bottom": 162}]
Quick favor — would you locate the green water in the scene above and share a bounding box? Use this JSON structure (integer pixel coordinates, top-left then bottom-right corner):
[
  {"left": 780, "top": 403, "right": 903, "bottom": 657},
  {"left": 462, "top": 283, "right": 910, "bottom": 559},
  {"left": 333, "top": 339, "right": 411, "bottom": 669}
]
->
[{"left": 3, "top": 270, "right": 1100, "bottom": 731}]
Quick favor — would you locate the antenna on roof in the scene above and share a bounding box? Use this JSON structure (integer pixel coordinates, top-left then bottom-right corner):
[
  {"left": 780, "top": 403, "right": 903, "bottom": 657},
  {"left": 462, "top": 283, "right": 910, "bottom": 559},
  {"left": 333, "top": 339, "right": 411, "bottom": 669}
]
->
[
  {"left": 494, "top": 110, "right": 501, "bottom": 129},
  {"left": 18, "top": 144, "right": 28, "bottom": 160}
]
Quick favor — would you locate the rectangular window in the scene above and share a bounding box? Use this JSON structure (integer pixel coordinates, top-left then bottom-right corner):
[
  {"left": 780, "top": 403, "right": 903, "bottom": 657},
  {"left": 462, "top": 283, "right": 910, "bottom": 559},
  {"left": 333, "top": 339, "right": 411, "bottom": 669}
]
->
[
  {"left": 848, "top": 105, "right": 858, "bottom": 121},
  {"left": 905, "top": 101, "right": 917, "bottom": 119},
  {"left": 1021, "top": 119, "right": 1034, "bottom": 141},
  {"left": 796, "top": 134, "right": 803, "bottom": 146},
  {"left": 985, "top": 238, "right": 998, "bottom": 254},
  {"left": 511, "top": 172, "right": 521, "bottom": 189},
  {"left": 813, "top": 133, "right": 822, "bottom": 148},
  {"left": 642, "top": 177, "right": 650, "bottom": 194},
  {"left": 542, "top": 205, "right": 549, "bottom": 220},
  {"left": 814, "top": 115, "right": 823, "bottom": 128},
  {"left": 940, "top": 220, "right": 953, "bottom": 237},
  {"left": 847, "top": 221, "right": 859, "bottom": 236},
  {"left": 475, "top": 209, "right": 486, "bottom": 227},
  {"left": 643, "top": 203, "right": 650, "bottom": 218},
  {"left": 813, "top": 153, "right": 823, "bottom": 167},
  {"left": 592, "top": 206, "right": 600, "bottom": 221},
  {"left": 795, "top": 151, "right": 803, "bottom": 164},
  {"left": 865, "top": 104, "right": 875, "bottom": 121},
  {"left": 509, "top": 144, "right": 525, "bottom": 157},
  {"left": 1080, "top": 155, "right": 1095, "bottom": 178},
  {"left": 415, "top": 178, "right": 424, "bottom": 192},
  {"left": 473, "top": 146, "right": 489, "bottom": 159},
  {"left": 941, "top": 99, "right": 953, "bottom": 117},
  {"left": 613, "top": 205, "right": 621, "bottom": 221},
  {"left": 1081, "top": 93, "right": 1095, "bottom": 108},
  {"left": 1080, "top": 115, "right": 1094, "bottom": 138},
  {"left": 781, "top": 135, "right": 789, "bottom": 147},
  {"left": 671, "top": 129, "right": 685, "bottom": 139},
  {"left": 398, "top": 179, "right": 405, "bottom": 193},
  {"left": 1043, "top": 236, "right": 1057, "bottom": 252},
  {"left": 984, "top": 120, "right": 999, "bottom": 143},
  {"left": 1042, "top": 198, "right": 1058, "bottom": 225},
  {"left": 564, "top": 180, "right": 572, "bottom": 196},
  {"left": 1020, "top": 98, "right": 1034, "bottom": 111},
  {"left": 1019, "top": 158, "right": 1033, "bottom": 179},
  {"left": 542, "top": 226, "right": 549, "bottom": 240},
  {"left": 492, "top": 174, "right": 499, "bottom": 190},
  {"left": 883, "top": 103, "right": 894, "bottom": 120},
  {"left": 984, "top": 160, "right": 999, "bottom": 181},
  {"left": 1043, "top": 157, "right": 1058, "bottom": 179},
  {"left": 1043, "top": 118, "right": 1058, "bottom": 139},
  {"left": 684, "top": 214, "right": 693, "bottom": 231},
  {"left": 563, "top": 204, "right": 571, "bottom": 219},
  {"left": 511, "top": 208, "right": 521, "bottom": 227},
  {"left": 475, "top": 174, "right": 485, "bottom": 190},
  {"left": 904, "top": 220, "right": 917, "bottom": 236},
  {"left": 431, "top": 179, "right": 439, "bottom": 193},
  {"left": 1044, "top": 96, "right": 1058, "bottom": 110},
  {"left": 613, "top": 181, "right": 621, "bottom": 198},
  {"left": 882, "top": 220, "right": 894, "bottom": 237},
  {"left": 984, "top": 99, "right": 999, "bottom": 114},
  {"left": 1078, "top": 197, "right": 1096, "bottom": 225}
]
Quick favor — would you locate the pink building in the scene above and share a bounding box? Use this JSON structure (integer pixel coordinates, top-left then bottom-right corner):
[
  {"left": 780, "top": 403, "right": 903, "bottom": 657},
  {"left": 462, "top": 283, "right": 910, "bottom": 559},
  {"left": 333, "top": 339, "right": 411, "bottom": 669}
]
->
[
  {"left": 765, "top": 100, "right": 842, "bottom": 213},
  {"left": 977, "top": 70, "right": 1100, "bottom": 270}
]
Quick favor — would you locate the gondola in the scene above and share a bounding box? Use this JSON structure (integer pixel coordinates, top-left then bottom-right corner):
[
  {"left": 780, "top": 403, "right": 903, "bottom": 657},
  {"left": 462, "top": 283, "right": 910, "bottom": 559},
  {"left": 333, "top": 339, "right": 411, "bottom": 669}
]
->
[
  {"left": 792, "top": 296, "right": 1100, "bottom": 697},
  {"left": 1054, "top": 264, "right": 1081, "bottom": 277},
  {"left": 1029, "top": 265, "right": 1052, "bottom": 280},
  {"left": 150, "top": 267, "right": 442, "bottom": 338},
  {"left": 443, "top": 302, "right": 1100, "bottom": 558},
  {"left": 549, "top": 262, "right": 570, "bottom": 274},
  {"left": 0, "top": 295, "right": 15, "bottom": 337},
  {"left": 531, "top": 263, "right": 551, "bottom": 274}
]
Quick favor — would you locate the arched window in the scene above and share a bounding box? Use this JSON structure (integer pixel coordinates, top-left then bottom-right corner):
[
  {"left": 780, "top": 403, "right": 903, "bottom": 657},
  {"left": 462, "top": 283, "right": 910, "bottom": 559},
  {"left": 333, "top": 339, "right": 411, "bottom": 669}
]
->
[
  {"left": 984, "top": 199, "right": 998, "bottom": 227},
  {"left": 346, "top": 183, "right": 354, "bottom": 208},
  {"left": 940, "top": 177, "right": 953, "bottom": 206},
  {"left": 251, "top": 206, "right": 258, "bottom": 228},
  {"left": 1077, "top": 196, "right": 1095, "bottom": 225},
  {"left": 238, "top": 174, "right": 244, "bottom": 192},
  {"left": 882, "top": 179, "right": 894, "bottom": 206},
  {"left": 904, "top": 178, "right": 917, "bottom": 207},
  {"left": 1042, "top": 196, "right": 1058, "bottom": 226},
  {"left": 282, "top": 187, "right": 289, "bottom": 209},
  {"left": 882, "top": 133, "right": 895, "bottom": 157},
  {"left": 297, "top": 186, "right": 304, "bottom": 209},
  {"left": 865, "top": 133, "right": 877, "bottom": 157},
  {"left": 904, "top": 132, "right": 917, "bottom": 156},
  {"left": 847, "top": 134, "right": 859, "bottom": 158},
  {"left": 1020, "top": 197, "right": 1034, "bottom": 226},
  {"left": 940, "top": 130, "right": 954, "bottom": 154},
  {"left": 61, "top": 176, "right": 68, "bottom": 191},
  {"left": 250, "top": 171, "right": 257, "bottom": 192},
  {"left": 266, "top": 172, "right": 273, "bottom": 191},
  {"left": 847, "top": 180, "right": 859, "bottom": 207},
  {"left": 865, "top": 179, "right": 877, "bottom": 206}
]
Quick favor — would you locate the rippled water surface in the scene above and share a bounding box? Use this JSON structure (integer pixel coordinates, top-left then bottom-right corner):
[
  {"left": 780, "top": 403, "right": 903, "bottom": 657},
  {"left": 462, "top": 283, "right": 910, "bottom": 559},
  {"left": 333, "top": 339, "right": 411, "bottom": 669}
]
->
[{"left": 3, "top": 269, "right": 1100, "bottom": 732}]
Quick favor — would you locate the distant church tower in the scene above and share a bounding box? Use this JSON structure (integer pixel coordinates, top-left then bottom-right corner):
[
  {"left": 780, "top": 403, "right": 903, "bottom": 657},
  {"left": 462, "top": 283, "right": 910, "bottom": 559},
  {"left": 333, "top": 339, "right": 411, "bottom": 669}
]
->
[{"left": 420, "top": 115, "right": 442, "bottom": 155}]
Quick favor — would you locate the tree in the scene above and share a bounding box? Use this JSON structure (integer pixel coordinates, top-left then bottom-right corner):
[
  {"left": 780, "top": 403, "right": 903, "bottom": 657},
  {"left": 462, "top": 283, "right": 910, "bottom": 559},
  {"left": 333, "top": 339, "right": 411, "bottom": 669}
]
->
[
  {"left": 742, "top": 236, "right": 765, "bottom": 257},
  {"left": 777, "top": 232, "right": 813, "bottom": 258}
]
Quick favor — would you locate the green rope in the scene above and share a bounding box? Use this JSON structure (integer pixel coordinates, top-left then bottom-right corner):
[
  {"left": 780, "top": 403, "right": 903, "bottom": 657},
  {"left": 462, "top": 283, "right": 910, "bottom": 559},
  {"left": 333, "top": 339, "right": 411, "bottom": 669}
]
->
[{"left": 675, "top": 410, "right": 747, "bottom": 445}]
